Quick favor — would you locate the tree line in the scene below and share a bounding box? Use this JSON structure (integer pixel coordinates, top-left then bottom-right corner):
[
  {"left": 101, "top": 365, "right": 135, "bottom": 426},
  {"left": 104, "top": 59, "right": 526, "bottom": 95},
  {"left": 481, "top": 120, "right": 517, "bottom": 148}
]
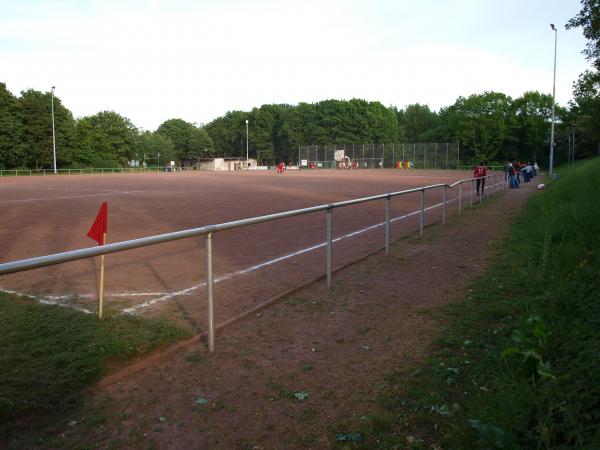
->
[{"left": 1, "top": 2, "right": 598, "bottom": 170}]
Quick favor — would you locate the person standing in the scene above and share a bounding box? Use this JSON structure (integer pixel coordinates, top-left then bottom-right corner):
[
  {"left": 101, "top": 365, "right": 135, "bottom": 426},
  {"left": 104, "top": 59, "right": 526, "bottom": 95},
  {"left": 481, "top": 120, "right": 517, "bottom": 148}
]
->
[
  {"left": 508, "top": 163, "right": 519, "bottom": 189},
  {"left": 503, "top": 160, "right": 511, "bottom": 184},
  {"left": 473, "top": 161, "right": 487, "bottom": 196}
]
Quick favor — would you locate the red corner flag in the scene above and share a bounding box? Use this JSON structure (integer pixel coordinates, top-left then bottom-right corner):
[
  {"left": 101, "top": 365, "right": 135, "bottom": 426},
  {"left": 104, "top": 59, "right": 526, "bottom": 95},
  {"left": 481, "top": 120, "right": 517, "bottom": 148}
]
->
[{"left": 86, "top": 202, "right": 108, "bottom": 246}]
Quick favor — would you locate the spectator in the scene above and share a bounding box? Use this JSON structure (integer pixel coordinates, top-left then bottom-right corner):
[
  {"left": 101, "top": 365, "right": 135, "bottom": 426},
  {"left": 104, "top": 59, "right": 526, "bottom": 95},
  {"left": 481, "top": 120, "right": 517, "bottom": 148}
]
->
[
  {"left": 524, "top": 162, "right": 533, "bottom": 182},
  {"left": 509, "top": 162, "right": 519, "bottom": 189},
  {"left": 503, "top": 160, "right": 511, "bottom": 184}
]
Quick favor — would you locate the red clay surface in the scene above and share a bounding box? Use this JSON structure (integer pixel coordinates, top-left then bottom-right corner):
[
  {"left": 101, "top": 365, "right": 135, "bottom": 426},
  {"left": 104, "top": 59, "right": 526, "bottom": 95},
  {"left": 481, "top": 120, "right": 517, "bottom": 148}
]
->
[{"left": 0, "top": 169, "right": 495, "bottom": 330}]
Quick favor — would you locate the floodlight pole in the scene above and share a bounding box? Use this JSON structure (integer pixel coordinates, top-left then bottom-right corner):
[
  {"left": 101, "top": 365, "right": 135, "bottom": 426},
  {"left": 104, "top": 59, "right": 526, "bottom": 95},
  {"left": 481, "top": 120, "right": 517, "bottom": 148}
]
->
[
  {"left": 51, "top": 86, "right": 57, "bottom": 174},
  {"left": 246, "top": 119, "right": 249, "bottom": 168},
  {"left": 549, "top": 24, "right": 558, "bottom": 176}
]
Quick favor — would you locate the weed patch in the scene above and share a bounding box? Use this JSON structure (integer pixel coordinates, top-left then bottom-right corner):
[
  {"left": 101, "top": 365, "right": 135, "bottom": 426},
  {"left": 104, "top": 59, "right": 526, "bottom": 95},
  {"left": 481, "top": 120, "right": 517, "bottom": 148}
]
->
[{"left": 353, "top": 160, "right": 600, "bottom": 448}]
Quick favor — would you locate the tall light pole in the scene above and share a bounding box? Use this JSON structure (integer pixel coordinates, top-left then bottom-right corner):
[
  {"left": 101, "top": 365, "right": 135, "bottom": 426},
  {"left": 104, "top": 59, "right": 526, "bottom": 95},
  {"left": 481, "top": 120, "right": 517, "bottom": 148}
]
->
[
  {"left": 549, "top": 24, "right": 558, "bottom": 176},
  {"left": 245, "top": 119, "right": 249, "bottom": 168},
  {"left": 51, "top": 86, "right": 57, "bottom": 174}
]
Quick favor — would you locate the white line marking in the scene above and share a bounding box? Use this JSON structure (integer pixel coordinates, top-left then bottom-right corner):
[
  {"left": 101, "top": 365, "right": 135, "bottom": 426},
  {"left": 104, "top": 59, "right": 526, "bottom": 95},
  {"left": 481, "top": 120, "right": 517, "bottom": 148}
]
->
[
  {"left": 122, "top": 199, "right": 454, "bottom": 314},
  {"left": 5, "top": 183, "right": 503, "bottom": 315},
  {"left": 107, "top": 292, "right": 192, "bottom": 297},
  {"left": 0, "top": 190, "right": 149, "bottom": 204},
  {"left": 0, "top": 288, "right": 93, "bottom": 314}
]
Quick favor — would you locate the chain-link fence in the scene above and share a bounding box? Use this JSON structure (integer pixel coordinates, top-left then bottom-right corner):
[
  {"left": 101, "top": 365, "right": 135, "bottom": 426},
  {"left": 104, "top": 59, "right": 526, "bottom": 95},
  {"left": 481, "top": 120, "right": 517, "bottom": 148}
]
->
[{"left": 297, "top": 143, "right": 460, "bottom": 169}]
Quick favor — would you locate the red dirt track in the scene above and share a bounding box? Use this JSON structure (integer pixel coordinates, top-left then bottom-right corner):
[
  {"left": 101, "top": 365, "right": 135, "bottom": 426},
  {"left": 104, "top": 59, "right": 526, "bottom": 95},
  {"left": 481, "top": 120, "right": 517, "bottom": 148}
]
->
[{"left": 0, "top": 169, "right": 478, "bottom": 330}]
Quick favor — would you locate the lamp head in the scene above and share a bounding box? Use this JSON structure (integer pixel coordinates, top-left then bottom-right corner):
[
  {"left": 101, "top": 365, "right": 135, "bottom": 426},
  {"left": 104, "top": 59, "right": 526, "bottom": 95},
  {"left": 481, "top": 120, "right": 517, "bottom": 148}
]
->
[
  {"left": 246, "top": 119, "right": 249, "bottom": 124},
  {"left": 550, "top": 24, "right": 556, "bottom": 31}
]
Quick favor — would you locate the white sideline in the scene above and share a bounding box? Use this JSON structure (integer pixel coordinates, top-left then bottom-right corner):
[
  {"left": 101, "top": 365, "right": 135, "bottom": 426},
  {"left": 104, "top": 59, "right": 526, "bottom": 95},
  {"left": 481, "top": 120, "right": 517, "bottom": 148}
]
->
[
  {"left": 121, "top": 198, "right": 454, "bottom": 314},
  {"left": 0, "top": 190, "right": 149, "bottom": 204},
  {"left": 2, "top": 181, "right": 503, "bottom": 315},
  {"left": 0, "top": 288, "right": 94, "bottom": 314}
]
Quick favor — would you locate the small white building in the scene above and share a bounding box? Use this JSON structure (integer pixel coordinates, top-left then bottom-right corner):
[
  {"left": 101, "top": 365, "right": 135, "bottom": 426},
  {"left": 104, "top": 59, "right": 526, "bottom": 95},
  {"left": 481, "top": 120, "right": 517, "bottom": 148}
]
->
[{"left": 184, "top": 157, "right": 258, "bottom": 171}]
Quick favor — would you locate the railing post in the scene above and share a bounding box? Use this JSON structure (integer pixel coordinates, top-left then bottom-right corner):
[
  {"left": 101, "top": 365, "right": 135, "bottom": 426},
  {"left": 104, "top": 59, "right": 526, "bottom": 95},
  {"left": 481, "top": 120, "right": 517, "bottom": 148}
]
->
[
  {"left": 326, "top": 207, "right": 333, "bottom": 288},
  {"left": 419, "top": 189, "right": 424, "bottom": 237},
  {"left": 205, "top": 232, "right": 215, "bottom": 353},
  {"left": 442, "top": 186, "right": 447, "bottom": 225},
  {"left": 458, "top": 183, "right": 463, "bottom": 215},
  {"left": 470, "top": 180, "right": 474, "bottom": 208},
  {"left": 385, "top": 195, "right": 391, "bottom": 255},
  {"left": 479, "top": 179, "right": 483, "bottom": 204}
]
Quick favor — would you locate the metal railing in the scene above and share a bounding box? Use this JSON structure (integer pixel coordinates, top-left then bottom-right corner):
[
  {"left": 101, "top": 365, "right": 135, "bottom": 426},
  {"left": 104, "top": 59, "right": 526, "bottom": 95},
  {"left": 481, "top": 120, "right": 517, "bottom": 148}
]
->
[
  {"left": 0, "top": 174, "right": 506, "bottom": 352},
  {"left": 0, "top": 167, "right": 196, "bottom": 176},
  {"left": 456, "top": 164, "right": 504, "bottom": 172}
]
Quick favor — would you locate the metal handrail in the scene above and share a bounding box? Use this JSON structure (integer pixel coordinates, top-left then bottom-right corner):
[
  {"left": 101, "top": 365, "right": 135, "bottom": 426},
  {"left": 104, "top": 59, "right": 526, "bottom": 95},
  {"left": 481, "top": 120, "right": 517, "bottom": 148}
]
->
[
  {"left": 0, "top": 183, "right": 447, "bottom": 276},
  {"left": 0, "top": 173, "right": 505, "bottom": 352}
]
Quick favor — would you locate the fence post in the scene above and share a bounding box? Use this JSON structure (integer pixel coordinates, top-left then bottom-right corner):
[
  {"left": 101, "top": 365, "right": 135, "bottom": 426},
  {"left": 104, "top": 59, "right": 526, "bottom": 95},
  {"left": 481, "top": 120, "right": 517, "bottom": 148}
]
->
[
  {"left": 445, "top": 143, "right": 449, "bottom": 169},
  {"left": 206, "top": 232, "right": 215, "bottom": 353},
  {"left": 458, "top": 183, "right": 463, "bottom": 215},
  {"left": 385, "top": 195, "right": 391, "bottom": 255},
  {"left": 470, "top": 180, "right": 474, "bottom": 208},
  {"left": 419, "top": 189, "right": 425, "bottom": 237},
  {"left": 480, "top": 179, "right": 483, "bottom": 204},
  {"left": 326, "top": 207, "right": 333, "bottom": 288},
  {"left": 442, "top": 186, "right": 447, "bottom": 225}
]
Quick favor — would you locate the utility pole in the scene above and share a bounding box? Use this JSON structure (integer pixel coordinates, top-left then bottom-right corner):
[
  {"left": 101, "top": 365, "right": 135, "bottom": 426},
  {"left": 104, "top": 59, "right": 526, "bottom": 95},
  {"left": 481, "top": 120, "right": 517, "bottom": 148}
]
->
[
  {"left": 549, "top": 24, "right": 558, "bottom": 176},
  {"left": 51, "top": 86, "right": 57, "bottom": 174}
]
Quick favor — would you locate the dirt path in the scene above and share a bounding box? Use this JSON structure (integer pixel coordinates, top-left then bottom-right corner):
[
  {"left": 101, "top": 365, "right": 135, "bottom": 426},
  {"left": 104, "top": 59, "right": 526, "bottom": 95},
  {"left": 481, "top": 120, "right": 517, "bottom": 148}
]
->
[{"left": 45, "top": 183, "right": 535, "bottom": 449}]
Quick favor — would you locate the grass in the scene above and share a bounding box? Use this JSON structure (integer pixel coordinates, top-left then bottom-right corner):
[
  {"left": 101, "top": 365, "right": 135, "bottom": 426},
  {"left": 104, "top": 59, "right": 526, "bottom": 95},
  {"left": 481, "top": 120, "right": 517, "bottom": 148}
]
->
[
  {"left": 0, "top": 293, "right": 190, "bottom": 439},
  {"left": 340, "top": 159, "right": 600, "bottom": 449}
]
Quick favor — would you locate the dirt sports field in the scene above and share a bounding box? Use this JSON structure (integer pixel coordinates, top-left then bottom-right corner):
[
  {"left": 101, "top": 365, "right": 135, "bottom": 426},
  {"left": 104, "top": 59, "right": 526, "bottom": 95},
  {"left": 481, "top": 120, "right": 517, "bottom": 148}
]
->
[{"left": 0, "top": 168, "right": 483, "bottom": 330}]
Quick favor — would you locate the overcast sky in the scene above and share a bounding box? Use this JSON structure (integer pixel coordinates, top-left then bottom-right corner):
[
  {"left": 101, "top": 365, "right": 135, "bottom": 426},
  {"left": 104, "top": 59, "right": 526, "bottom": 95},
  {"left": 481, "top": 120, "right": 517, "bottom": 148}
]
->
[{"left": 0, "top": 0, "right": 592, "bottom": 130}]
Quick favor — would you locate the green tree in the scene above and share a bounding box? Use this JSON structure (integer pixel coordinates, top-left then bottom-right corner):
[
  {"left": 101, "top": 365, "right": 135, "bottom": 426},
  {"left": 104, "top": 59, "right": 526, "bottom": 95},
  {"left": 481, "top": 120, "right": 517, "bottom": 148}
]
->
[
  {"left": 0, "top": 83, "right": 23, "bottom": 169},
  {"left": 397, "top": 104, "right": 439, "bottom": 142},
  {"left": 567, "top": 0, "right": 600, "bottom": 70},
  {"left": 19, "top": 89, "right": 76, "bottom": 170},
  {"left": 567, "top": 1, "right": 600, "bottom": 157},
  {"left": 187, "top": 127, "right": 213, "bottom": 160},
  {"left": 75, "top": 111, "right": 137, "bottom": 167},
  {"left": 512, "top": 91, "right": 554, "bottom": 163},
  {"left": 204, "top": 111, "right": 247, "bottom": 157},
  {"left": 157, "top": 118, "right": 214, "bottom": 161},
  {"left": 135, "top": 131, "right": 177, "bottom": 166},
  {"left": 439, "top": 92, "right": 514, "bottom": 163},
  {"left": 569, "top": 70, "right": 600, "bottom": 158}
]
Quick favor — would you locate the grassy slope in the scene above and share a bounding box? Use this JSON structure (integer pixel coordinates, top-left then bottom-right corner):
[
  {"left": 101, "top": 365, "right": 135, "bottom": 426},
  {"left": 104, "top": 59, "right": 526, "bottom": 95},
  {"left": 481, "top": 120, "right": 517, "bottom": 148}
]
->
[
  {"left": 346, "top": 159, "right": 600, "bottom": 449},
  {"left": 0, "top": 294, "right": 190, "bottom": 438}
]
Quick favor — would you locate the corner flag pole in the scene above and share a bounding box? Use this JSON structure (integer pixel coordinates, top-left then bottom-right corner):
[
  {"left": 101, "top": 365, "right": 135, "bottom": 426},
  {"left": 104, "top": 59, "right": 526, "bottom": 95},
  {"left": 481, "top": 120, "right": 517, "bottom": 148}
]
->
[
  {"left": 86, "top": 201, "right": 108, "bottom": 319},
  {"left": 99, "top": 233, "right": 106, "bottom": 319}
]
